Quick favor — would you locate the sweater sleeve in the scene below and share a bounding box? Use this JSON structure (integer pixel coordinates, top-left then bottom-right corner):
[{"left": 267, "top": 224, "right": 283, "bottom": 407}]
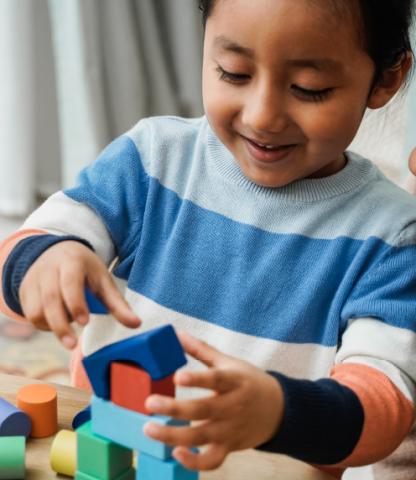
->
[
  {"left": 258, "top": 224, "right": 416, "bottom": 469},
  {"left": 2, "top": 234, "right": 94, "bottom": 315},
  {"left": 0, "top": 120, "right": 152, "bottom": 319}
]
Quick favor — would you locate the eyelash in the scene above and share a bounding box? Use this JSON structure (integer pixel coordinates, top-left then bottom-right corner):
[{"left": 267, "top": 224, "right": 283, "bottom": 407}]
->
[{"left": 215, "top": 66, "right": 333, "bottom": 102}]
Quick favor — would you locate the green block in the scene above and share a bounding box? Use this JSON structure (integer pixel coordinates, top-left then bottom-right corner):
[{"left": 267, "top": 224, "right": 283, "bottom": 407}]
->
[
  {"left": 75, "top": 467, "right": 135, "bottom": 480},
  {"left": 76, "top": 421, "right": 132, "bottom": 479},
  {"left": 0, "top": 436, "right": 25, "bottom": 479}
]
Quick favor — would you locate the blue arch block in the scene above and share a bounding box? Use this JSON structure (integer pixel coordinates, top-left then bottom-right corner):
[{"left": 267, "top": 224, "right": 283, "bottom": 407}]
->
[
  {"left": 0, "top": 397, "right": 31, "bottom": 437},
  {"left": 82, "top": 325, "right": 187, "bottom": 399}
]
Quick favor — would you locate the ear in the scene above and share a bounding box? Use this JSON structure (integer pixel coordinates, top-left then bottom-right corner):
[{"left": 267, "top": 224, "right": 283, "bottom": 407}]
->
[{"left": 367, "top": 52, "right": 413, "bottom": 109}]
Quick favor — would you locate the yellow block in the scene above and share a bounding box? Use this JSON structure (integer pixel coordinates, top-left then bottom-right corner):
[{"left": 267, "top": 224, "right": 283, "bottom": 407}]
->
[{"left": 50, "top": 429, "right": 77, "bottom": 477}]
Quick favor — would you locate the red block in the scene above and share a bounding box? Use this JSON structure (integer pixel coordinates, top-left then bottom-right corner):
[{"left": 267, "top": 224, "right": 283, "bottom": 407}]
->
[{"left": 110, "top": 362, "right": 175, "bottom": 415}]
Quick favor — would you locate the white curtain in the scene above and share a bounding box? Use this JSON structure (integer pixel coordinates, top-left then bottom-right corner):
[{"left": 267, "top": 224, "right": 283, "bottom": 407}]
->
[
  {"left": 0, "top": 0, "right": 203, "bottom": 216},
  {"left": 0, "top": 0, "right": 414, "bottom": 216}
]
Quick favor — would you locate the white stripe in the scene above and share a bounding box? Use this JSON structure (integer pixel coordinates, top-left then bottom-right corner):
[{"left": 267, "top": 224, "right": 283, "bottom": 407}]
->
[
  {"left": 336, "top": 318, "right": 416, "bottom": 402},
  {"left": 20, "top": 191, "right": 115, "bottom": 265},
  {"left": 81, "top": 282, "right": 336, "bottom": 399}
]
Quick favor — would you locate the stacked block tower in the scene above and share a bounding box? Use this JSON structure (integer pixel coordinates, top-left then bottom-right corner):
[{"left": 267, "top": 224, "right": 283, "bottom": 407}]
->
[{"left": 77, "top": 294, "right": 199, "bottom": 480}]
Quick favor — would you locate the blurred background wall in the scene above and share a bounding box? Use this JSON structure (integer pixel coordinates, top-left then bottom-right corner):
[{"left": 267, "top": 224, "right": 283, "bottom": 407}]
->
[{"left": 0, "top": 0, "right": 414, "bottom": 216}]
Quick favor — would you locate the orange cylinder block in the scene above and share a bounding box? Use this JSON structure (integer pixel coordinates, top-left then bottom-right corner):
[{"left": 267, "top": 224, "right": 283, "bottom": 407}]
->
[{"left": 17, "top": 384, "right": 58, "bottom": 438}]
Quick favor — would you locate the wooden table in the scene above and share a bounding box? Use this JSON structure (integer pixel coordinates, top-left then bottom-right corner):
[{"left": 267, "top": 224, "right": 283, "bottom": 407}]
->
[{"left": 0, "top": 374, "right": 336, "bottom": 480}]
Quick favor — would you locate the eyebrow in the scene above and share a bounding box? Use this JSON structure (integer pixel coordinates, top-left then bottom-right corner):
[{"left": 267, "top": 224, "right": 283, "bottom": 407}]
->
[
  {"left": 213, "top": 36, "right": 255, "bottom": 58},
  {"left": 285, "top": 58, "right": 343, "bottom": 72},
  {"left": 213, "top": 35, "right": 342, "bottom": 72}
]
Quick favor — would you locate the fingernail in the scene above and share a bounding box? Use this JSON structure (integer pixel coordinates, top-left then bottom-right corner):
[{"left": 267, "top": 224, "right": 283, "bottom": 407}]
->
[
  {"left": 176, "top": 371, "right": 191, "bottom": 384},
  {"left": 146, "top": 397, "right": 163, "bottom": 410},
  {"left": 62, "top": 335, "right": 76, "bottom": 349},
  {"left": 143, "top": 423, "right": 159, "bottom": 436},
  {"left": 77, "top": 314, "right": 88, "bottom": 326}
]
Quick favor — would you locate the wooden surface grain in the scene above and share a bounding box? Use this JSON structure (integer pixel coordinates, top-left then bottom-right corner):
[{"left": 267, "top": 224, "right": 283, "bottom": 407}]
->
[{"left": 0, "top": 373, "right": 335, "bottom": 480}]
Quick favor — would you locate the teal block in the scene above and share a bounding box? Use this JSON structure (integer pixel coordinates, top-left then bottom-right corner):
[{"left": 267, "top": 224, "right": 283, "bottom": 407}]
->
[
  {"left": 91, "top": 395, "right": 188, "bottom": 460},
  {"left": 76, "top": 420, "right": 133, "bottom": 479},
  {"left": 137, "top": 452, "right": 198, "bottom": 480},
  {"left": 75, "top": 467, "right": 135, "bottom": 480}
]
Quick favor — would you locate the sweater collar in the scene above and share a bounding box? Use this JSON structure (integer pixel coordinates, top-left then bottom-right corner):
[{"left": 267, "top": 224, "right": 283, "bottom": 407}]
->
[{"left": 206, "top": 122, "right": 377, "bottom": 204}]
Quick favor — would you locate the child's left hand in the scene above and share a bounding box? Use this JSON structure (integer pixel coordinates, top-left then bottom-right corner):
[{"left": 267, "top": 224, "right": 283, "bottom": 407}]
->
[{"left": 143, "top": 331, "right": 284, "bottom": 471}]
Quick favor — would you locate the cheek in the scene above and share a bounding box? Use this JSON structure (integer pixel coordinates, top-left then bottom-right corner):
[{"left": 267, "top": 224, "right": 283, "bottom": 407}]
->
[
  {"left": 203, "top": 82, "right": 239, "bottom": 131},
  {"left": 297, "top": 101, "right": 364, "bottom": 147}
]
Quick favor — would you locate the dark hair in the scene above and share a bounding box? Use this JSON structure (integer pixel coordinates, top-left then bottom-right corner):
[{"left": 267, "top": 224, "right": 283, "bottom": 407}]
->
[{"left": 198, "top": 0, "right": 415, "bottom": 83}]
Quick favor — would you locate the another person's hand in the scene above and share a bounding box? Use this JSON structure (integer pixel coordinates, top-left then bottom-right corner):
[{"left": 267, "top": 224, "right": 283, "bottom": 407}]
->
[
  {"left": 404, "top": 148, "right": 416, "bottom": 194},
  {"left": 19, "top": 241, "right": 141, "bottom": 349},
  {"left": 143, "top": 331, "right": 284, "bottom": 471}
]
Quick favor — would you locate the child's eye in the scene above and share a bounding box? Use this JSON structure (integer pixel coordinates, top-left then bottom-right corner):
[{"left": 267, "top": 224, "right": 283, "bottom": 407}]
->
[
  {"left": 292, "top": 85, "right": 333, "bottom": 102},
  {"left": 216, "top": 66, "right": 250, "bottom": 84}
]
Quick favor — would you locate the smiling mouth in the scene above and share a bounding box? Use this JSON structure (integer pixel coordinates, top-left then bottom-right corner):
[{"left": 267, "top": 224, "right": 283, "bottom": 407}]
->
[
  {"left": 242, "top": 136, "right": 297, "bottom": 163},
  {"left": 244, "top": 135, "right": 297, "bottom": 151}
]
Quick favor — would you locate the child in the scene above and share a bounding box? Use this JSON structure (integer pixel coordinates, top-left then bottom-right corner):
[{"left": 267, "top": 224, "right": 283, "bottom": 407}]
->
[{"left": 1, "top": 0, "right": 415, "bottom": 477}]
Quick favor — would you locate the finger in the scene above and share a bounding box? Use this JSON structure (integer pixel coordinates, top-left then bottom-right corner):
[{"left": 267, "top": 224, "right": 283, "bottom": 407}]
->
[
  {"left": 87, "top": 274, "right": 141, "bottom": 328},
  {"left": 173, "top": 444, "right": 227, "bottom": 471},
  {"left": 40, "top": 273, "right": 77, "bottom": 349},
  {"left": 145, "top": 392, "right": 233, "bottom": 421},
  {"left": 20, "top": 284, "right": 50, "bottom": 331},
  {"left": 174, "top": 368, "right": 238, "bottom": 393},
  {"left": 60, "top": 265, "right": 89, "bottom": 325},
  {"left": 143, "top": 421, "right": 219, "bottom": 448},
  {"left": 176, "top": 330, "right": 228, "bottom": 368}
]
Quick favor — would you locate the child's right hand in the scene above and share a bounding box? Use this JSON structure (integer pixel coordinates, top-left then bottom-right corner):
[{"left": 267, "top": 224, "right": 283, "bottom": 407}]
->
[{"left": 19, "top": 240, "right": 141, "bottom": 349}]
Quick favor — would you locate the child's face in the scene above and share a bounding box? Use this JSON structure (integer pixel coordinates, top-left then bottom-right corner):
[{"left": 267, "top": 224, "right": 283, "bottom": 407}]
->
[{"left": 202, "top": 0, "right": 377, "bottom": 187}]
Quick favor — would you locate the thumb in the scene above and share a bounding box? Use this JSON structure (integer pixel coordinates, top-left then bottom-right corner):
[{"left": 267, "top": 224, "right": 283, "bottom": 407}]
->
[{"left": 176, "top": 330, "right": 228, "bottom": 367}]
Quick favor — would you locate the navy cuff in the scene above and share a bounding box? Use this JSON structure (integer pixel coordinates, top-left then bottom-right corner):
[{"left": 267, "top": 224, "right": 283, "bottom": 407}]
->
[
  {"left": 2, "top": 234, "right": 94, "bottom": 315},
  {"left": 256, "top": 372, "right": 364, "bottom": 464}
]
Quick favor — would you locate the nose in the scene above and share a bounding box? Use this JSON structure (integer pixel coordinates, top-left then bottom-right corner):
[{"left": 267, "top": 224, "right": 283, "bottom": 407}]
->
[{"left": 241, "top": 82, "right": 289, "bottom": 134}]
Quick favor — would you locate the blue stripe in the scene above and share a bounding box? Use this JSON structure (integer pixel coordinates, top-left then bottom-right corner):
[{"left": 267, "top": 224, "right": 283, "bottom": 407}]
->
[
  {"left": 63, "top": 135, "right": 416, "bottom": 347},
  {"left": 64, "top": 135, "right": 149, "bottom": 260},
  {"left": 113, "top": 180, "right": 416, "bottom": 346}
]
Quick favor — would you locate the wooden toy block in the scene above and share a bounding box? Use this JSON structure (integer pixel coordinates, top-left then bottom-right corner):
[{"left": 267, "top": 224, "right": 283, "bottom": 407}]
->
[
  {"left": 77, "top": 420, "right": 132, "bottom": 479},
  {"left": 91, "top": 395, "right": 187, "bottom": 460},
  {"left": 85, "top": 287, "right": 109, "bottom": 314},
  {"left": 16, "top": 383, "right": 57, "bottom": 438},
  {"left": 75, "top": 467, "right": 135, "bottom": 480},
  {"left": 0, "top": 436, "right": 25, "bottom": 479},
  {"left": 0, "top": 397, "right": 31, "bottom": 437},
  {"left": 137, "top": 452, "right": 198, "bottom": 480},
  {"left": 72, "top": 404, "right": 91, "bottom": 429},
  {"left": 111, "top": 362, "right": 175, "bottom": 415},
  {"left": 50, "top": 429, "right": 77, "bottom": 477},
  {"left": 83, "top": 325, "right": 186, "bottom": 399}
]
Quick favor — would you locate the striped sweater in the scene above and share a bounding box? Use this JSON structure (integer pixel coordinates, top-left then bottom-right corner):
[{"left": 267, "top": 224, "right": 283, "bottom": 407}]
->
[{"left": 1, "top": 116, "right": 416, "bottom": 475}]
